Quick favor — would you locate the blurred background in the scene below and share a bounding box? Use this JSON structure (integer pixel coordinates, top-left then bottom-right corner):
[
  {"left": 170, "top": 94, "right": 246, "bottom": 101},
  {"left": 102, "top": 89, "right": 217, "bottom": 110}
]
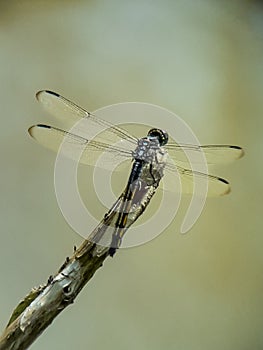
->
[{"left": 0, "top": 1, "right": 262, "bottom": 349}]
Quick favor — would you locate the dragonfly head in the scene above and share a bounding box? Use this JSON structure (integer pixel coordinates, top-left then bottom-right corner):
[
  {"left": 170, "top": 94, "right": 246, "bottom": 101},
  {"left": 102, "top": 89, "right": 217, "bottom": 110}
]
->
[{"left": 147, "top": 128, "right": 169, "bottom": 146}]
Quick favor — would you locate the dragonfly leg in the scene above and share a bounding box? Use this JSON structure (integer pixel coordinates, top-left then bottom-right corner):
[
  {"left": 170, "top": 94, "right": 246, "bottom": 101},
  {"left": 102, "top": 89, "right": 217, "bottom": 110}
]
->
[{"left": 149, "top": 163, "right": 158, "bottom": 183}]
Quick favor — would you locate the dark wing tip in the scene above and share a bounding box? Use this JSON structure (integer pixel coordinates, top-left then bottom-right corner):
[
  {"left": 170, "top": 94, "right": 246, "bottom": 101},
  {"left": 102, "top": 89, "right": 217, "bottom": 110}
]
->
[
  {"left": 45, "top": 90, "right": 60, "bottom": 97},
  {"left": 230, "top": 145, "right": 241, "bottom": 150},
  {"left": 36, "top": 124, "right": 51, "bottom": 129},
  {"left": 218, "top": 177, "right": 231, "bottom": 195},
  {"left": 230, "top": 145, "right": 245, "bottom": 158},
  {"left": 36, "top": 90, "right": 60, "bottom": 100},
  {"left": 218, "top": 177, "right": 229, "bottom": 185},
  {"left": 28, "top": 124, "right": 51, "bottom": 137}
]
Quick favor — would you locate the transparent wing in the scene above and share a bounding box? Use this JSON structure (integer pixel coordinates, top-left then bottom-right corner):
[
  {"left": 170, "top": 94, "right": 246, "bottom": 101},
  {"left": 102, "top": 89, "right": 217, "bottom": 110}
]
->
[
  {"left": 32, "top": 90, "right": 244, "bottom": 196},
  {"left": 166, "top": 142, "right": 244, "bottom": 166},
  {"left": 28, "top": 124, "right": 133, "bottom": 170},
  {"left": 162, "top": 162, "right": 231, "bottom": 197},
  {"left": 36, "top": 90, "right": 138, "bottom": 148},
  {"left": 29, "top": 125, "right": 232, "bottom": 196}
]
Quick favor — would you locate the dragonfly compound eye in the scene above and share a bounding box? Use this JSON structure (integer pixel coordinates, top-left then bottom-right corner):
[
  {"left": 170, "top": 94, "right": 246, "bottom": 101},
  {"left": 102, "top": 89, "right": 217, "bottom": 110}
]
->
[{"left": 147, "top": 128, "right": 169, "bottom": 146}]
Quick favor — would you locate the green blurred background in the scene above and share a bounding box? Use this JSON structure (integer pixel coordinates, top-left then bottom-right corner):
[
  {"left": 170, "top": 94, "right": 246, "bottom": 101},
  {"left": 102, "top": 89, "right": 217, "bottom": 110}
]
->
[{"left": 0, "top": 1, "right": 261, "bottom": 349}]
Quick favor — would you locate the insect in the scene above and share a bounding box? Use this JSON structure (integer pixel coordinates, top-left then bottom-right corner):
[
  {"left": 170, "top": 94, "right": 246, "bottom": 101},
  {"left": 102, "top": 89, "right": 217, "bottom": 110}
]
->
[{"left": 28, "top": 90, "right": 244, "bottom": 255}]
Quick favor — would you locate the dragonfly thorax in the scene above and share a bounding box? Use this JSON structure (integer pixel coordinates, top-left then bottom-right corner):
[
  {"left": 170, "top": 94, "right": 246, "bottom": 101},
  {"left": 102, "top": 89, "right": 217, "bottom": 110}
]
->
[{"left": 132, "top": 137, "right": 162, "bottom": 163}]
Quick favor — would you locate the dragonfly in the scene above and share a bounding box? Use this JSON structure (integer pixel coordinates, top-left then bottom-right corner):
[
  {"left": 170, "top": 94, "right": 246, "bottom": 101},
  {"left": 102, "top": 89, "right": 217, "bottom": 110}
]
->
[{"left": 28, "top": 90, "right": 244, "bottom": 256}]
